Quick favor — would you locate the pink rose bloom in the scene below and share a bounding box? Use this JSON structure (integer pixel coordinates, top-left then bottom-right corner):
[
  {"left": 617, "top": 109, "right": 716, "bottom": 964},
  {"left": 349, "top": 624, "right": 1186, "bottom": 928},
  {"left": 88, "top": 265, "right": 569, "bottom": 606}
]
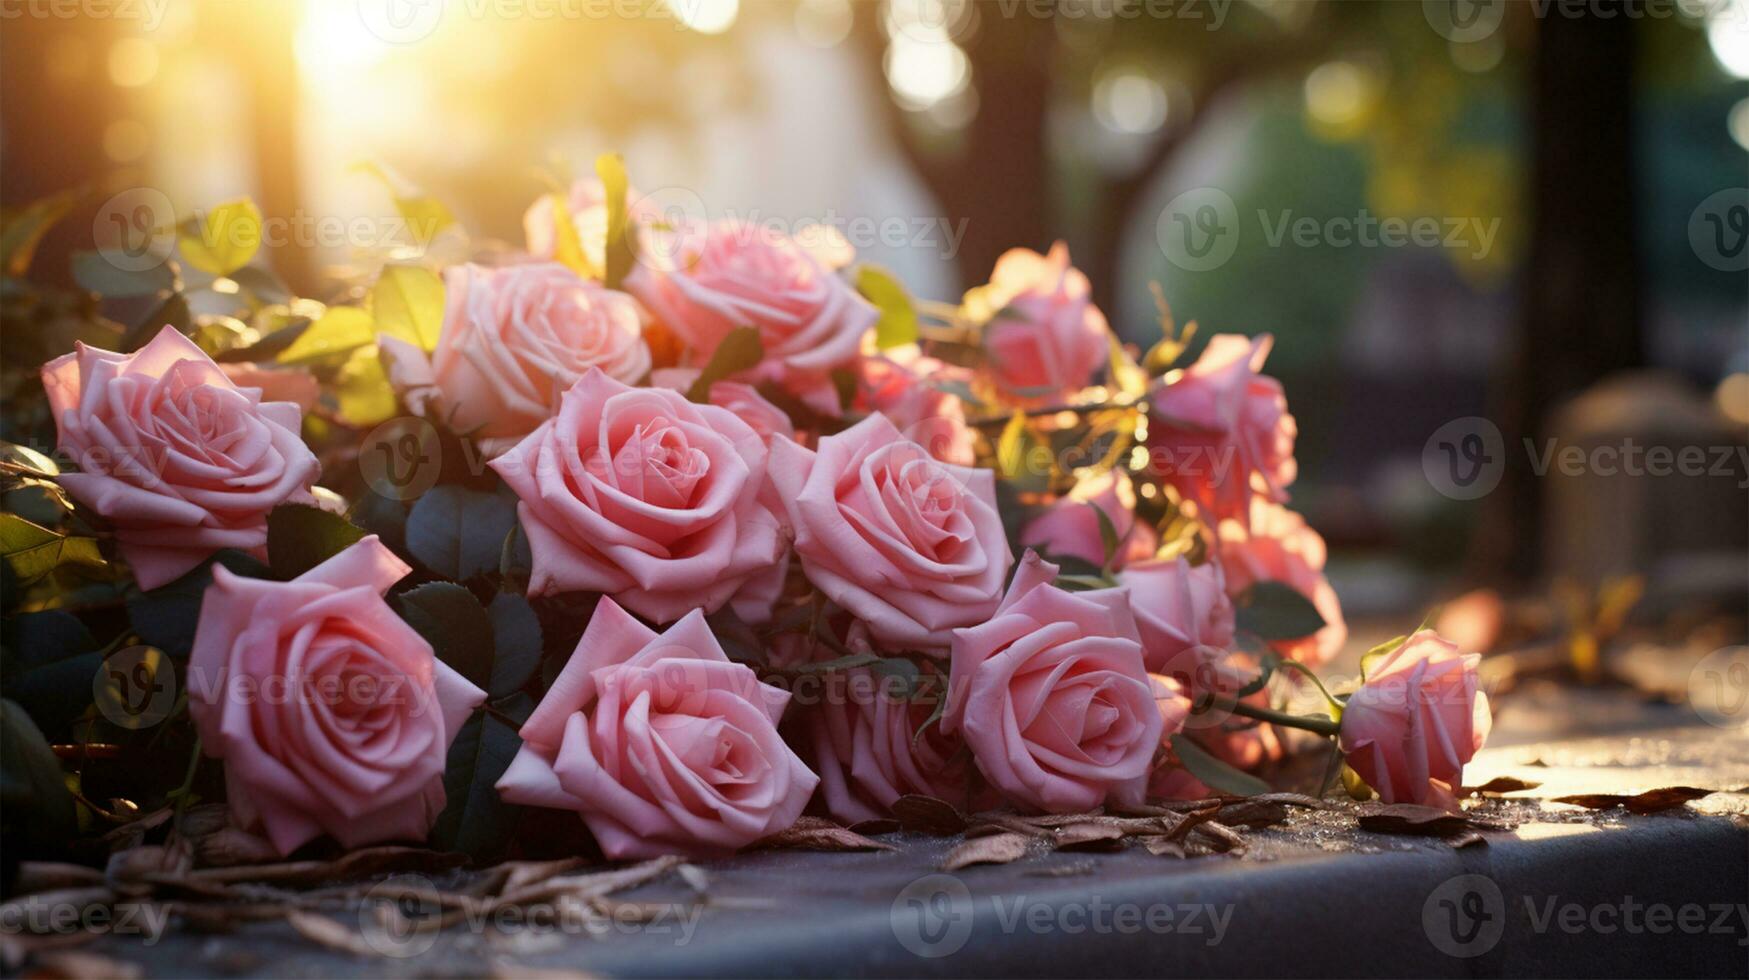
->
[
  {"left": 625, "top": 220, "right": 877, "bottom": 416},
  {"left": 187, "top": 536, "right": 484, "bottom": 855},
  {"left": 1119, "top": 557, "right": 1234, "bottom": 680},
  {"left": 854, "top": 345, "right": 976, "bottom": 466},
  {"left": 974, "top": 242, "right": 1108, "bottom": 400},
  {"left": 942, "top": 553, "right": 1162, "bottom": 812},
  {"left": 1145, "top": 674, "right": 1206, "bottom": 800},
  {"left": 1020, "top": 469, "right": 1159, "bottom": 571},
  {"left": 496, "top": 598, "right": 816, "bottom": 858},
  {"left": 1215, "top": 497, "right": 1347, "bottom": 668},
  {"left": 40, "top": 327, "right": 319, "bottom": 590},
  {"left": 1148, "top": 333, "right": 1297, "bottom": 524},
  {"left": 769, "top": 414, "right": 1011, "bottom": 650},
  {"left": 1339, "top": 630, "right": 1492, "bottom": 810},
  {"left": 490, "top": 369, "right": 784, "bottom": 624},
  {"left": 381, "top": 263, "right": 651, "bottom": 457},
  {"left": 650, "top": 369, "right": 797, "bottom": 446},
  {"left": 218, "top": 363, "right": 320, "bottom": 414}
]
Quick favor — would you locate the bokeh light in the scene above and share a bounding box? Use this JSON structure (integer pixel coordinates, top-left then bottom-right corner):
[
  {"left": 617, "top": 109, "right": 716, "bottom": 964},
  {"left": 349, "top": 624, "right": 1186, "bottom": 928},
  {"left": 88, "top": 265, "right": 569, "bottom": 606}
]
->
[{"left": 1093, "top": 69, "right": 1169, "bottom": 135}]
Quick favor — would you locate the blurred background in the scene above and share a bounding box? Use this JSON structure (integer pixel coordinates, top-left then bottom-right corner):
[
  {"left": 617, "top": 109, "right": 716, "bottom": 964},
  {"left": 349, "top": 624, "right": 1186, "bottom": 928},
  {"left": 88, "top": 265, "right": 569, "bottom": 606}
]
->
[{"left": 3, "top": 0, "right": 1746, "bottom": 624}]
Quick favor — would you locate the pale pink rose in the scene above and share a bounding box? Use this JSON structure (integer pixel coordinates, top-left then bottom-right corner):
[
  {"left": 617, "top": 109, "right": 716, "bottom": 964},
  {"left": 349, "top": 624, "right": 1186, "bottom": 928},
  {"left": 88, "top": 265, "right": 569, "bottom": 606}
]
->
[
  {"left": 854, "top": 345, "right": 976, "bottom": 466},
  {"left": 219, "top": 363, "right": 320, "bottom": 414},
  {"left": 942, "top": 552, "right": 1162, "bottom": 812},
  {"left": 1339, "top": 630, "right": 1491, "bottom": 810},
  {"left": 1021, "top": 469, "right": 1159, "bottom": 571},
  {"left": 974, "top": 242, "right": 1109, "bottom": 400},
  {"left": 523, "top": 177, "right": 659, "bottom": 269},
  {"left": 490, "top": 369, "right": 784, "bottom": 624},
  {"left": 769, "top": 413, "right": 1012, "bottom": 650},
  {"left": 496, "top": 598, "right": 816, "bottom": 858},
  {"left": 1215, "top": 497, "right": 1347, "bottom": 668},
  {"left": 40, "top": 327, "right": 319, "bottom": 590},
  {"left": 1145, "top": 674, "right": 1207, "bottom": 800},
  {"left": 1147, "top": 333, "right": 1297, "bottom": 524},
  {"left": 381, "top": 263, "right": 651, "bottom": 457},
  {"left": 650, "top": 370, "right": 796, "bottom": 446},
  {"left": 187, "top": 536, "right": 484, "bottom": 855},
  {"left": 625, "top": 220, "right": 877, "bottom": 417},
  {"left": 1119, "top": 557, "right": 1234, "bottom": 681}
]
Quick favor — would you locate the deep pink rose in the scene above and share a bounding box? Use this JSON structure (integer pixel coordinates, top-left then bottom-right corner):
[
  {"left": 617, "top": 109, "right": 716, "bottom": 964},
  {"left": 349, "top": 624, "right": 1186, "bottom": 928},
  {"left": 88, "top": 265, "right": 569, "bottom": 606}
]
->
[
  {"left": 496, "top": 598, "right": 817, "bottom": 858},
  {"left": 1119, "top": 557, "right": 1234, "bottom": 681},
  {"left": 942, "top": 553, "right": 1162, "bottom": 812},
  {"left": 625, "top": 220, "right": 876, "bottom": 416},
  {"left": 1339, "top": 630, "right": 1491, "bottom": 810},
  {"left": 854, "top": 345, "right": 976, "bottom": 466},
  {"left": 974, "top": 242, "right": 1108, "bottom": 400},
  {"left": 490, "top": 369, "right": 785, "bottom": 624},
  {"left": 1147, "top": 334, "right": 1297, "bottom": 524},
  {"left": 40, "top": 326, "right": 319, "bottom": 590},
  {"left": 382, "top": 263, "right": 651, "bottom": 456},
  {"left": 1215, "top": 497, "right": 1347, "bottom": 668},
  {"left": 769, "top": 413, "right": 1012, "bottom": 650},
  {"left": 187, "top": 537, "right": 484, "bottom": 855},
  {"left": 1021, "top": 469, "right": 1159, "bottom": 571}
]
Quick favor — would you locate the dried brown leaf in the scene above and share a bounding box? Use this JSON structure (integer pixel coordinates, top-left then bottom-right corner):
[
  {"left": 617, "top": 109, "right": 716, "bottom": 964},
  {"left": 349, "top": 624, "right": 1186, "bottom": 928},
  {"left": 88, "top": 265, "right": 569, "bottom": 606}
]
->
[
  {"left": 174, "top": 846, "right": 466, "bottom": 888},
  {"left": 1249, "top": 792, "right": 1328, "bottom": 810},
  {"left": 1144, "top": 838, "right": 1188, "bottom": 858},
  {"left": 28, "top": 949, "right": 143, "bottom": 980},
  {"left": 498, "top": 855, "right": 682, "bottom": 908},
  {"left": 847, "top": 818, "right": 900, "bottom": 836},
  {"left": 11, "top": 863, "right": 104, "bottom": 895},
  {"left": 192, "top": 828, "right": 280, "bottom": 868},
  {"left": 941, "top": 832, "right": 1030, "bottom": 870},
  {"left": 1356, "top": 803, "right": 1472, "bottom": 836},
  {"left": 749, "top": 816, "right": 894, "bottom": 853},
  {"left": 892, "top": 795, "right": 967, "bottom": 836},
  {"left": 1463, "top": 776, "right": 1542, "bottom": 797},
  {"left": 1190, "top": 821, "right": 1247, "bottom": 854},
  {"left": 1552, "top": 786, "right": 1714, "bottom": 814},
  {"left": 1159, "top": 803, "right": 1223, "bottom": 841},
  {"left": 1051, "top": 822, "right": 1126, "bottom": 852},
  {"left": 1216, "top": 800, "right": 1289, "bottom": 829}
]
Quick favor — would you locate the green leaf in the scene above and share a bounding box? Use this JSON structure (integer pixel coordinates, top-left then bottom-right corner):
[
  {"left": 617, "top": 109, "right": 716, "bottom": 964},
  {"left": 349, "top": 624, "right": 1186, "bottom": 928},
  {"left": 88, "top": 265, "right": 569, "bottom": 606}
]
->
[
  {"left": 856, "top": 265, "right": 919, "bottom": 350},
  {"left": 546, "top": 192, "right": 594, "bottom": 279},
  {"left": 1359, "top": 634, "right": 1409, "bottom": 682},
  {"left": 996, "top": 412, "right": 1050, "bottom": 492},
  {"left": 1, "top": 612, "right": 101, "bottom": 738},
  {"left": 2, "top": 188, "right": 81, "bottom": 278},
  {"left": 596, "top": 152, "right": 633, "bottom": 290},
  {"left": 1169, "top": 733, "right": 1272, "bottom": 797},
  {"left": 371, "top": 264, "right": 445, "bottom": 351},
  {"left": 177, "top": 198, "right": 262, "bottom": 277},
  {"left": 406, "top": 486, "right": 518, "bottom": 581},
  {"left": 266, "top": 504, "right": 367, "bottom": 580},
  {"left": 686, "top": 326, "right": 763, "bottom": 403},
  {"left": 429, "top": 696, "right": 526, "bottom": 861},
  {"left": 1089, "top": 503, "right": 1122, "bottom": 572},
  {"left": 0, "top": 442, "right": 60, "bottom": 477},
  {"left": 276, "top": 305, "right": 373, "bottom": 364},
  {"left": 870, "top": 655, "right": 920, "bottom": 700},
  {"left": 1108, "top": 335, "right": 1149, "bottom": 398},
  {"left": 121, "top": 290, "right": 191, "bottom": 352},
  {"left": 1234, "top": 581, "right": 1326, "bottom": 641},
  {"left": 352, "top": 162, "right": 456, "bottom": 247},
  {"left": 498, "top": 523, "right": 531, "bottom": 593},
  {"left": 395, "top": 582, "right": 494, "bottom": 689},
  {"left": 229, "top": 265, "right": 292, "bottom": 305},
  {"left": 486, "top": 592, "right": 542, "bottom": 698},
  {"left": 126, "top": 550, "right": 269, "bottom": 657},
  {"left": 0, "top": 698, "right": 77, "bottom": 848},
  {"left": 72, "top": 250, "right": 174, "bottom": 297},
  {"left": 335, "top": 345, "right": 398, "bottom": 427},
  {"left": 0, "top": 514, "right": 104, "bottom": 586}
]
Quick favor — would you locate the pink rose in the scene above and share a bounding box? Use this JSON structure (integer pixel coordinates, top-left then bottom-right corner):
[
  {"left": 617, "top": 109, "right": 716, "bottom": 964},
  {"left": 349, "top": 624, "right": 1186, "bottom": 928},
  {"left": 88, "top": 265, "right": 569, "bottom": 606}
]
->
[
  {"left": 1215, "top": 497, "right": 1347, "bottom": 668},
  {"left": 1119, "top": 557, "right": 1234, "bottom": 679},
  {"left": 218, "top": 362, "right": 320, "bottom": 414},
  {"left": 382, "top": 263, "right": 651, "bottom": 457},
  {"left": 490, "top": 369, "right": 785, "bottom": 624},
  {"left": 854, "top": 345, "right": 976, "bottom": 466},
  {"left": 187, "top": 536, "right": 484, "bottom": 855},
  {"left": 1147, "top": 333, "right": 1297, "bottom": 524},
  {"left": 942, "top": 553, "right": 1162, "bottom": 812},
  {"left": 650, "top": 370, "right": 797, "bottom": 446},
  {"left": 973, "top": 242, "right": 1109, "bottom": 400},
  {"left": 769, "top": 413, "right": 1012, "bottom": 650},
  {"left": 1339, "top": 630, "right": 1491, "bottom": 810},
  {"left": 1020, "top": 469, "right": 1159, "bottom": 571},
  {"left": 625, "top": 220, "right": 876, "bottom": 416},
  {"left": 495, "top": 598, "right": 816, "bottom": 858},
  {"left": 40, "top": 327, "right": 319, "bottom": 590},
  {"left": 1145, "top": 674, "right": 1205, "bottom": 800}
]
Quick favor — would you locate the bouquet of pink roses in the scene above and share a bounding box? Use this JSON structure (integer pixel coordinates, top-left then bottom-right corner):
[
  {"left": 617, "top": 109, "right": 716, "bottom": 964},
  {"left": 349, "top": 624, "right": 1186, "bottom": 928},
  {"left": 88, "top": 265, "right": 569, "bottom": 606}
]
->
[{"left": 0, "top": 158, "right": 1489, "bottom": 864}]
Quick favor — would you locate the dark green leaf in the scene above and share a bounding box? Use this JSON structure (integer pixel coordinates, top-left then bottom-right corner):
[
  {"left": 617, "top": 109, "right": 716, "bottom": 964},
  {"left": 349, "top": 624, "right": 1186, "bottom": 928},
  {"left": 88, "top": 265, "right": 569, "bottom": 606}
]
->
[
  {"left": 686, "top": 326, "right": 763, "bottom": 403},
  {"left": 1, "top": 610, "right": 96, "bottom": 669},
  {"left": 266, "top": 504, "right": 367, "bottom": 580},
  {"left": 121, "top": 290, "right": 191, "bottom": 352},
  {"left": 498, "top": 522, "right": 531, "bottom": 593},
  {"left": 0, "top": 698, "right": 77, "bottom": 848},
  {"left": 1089, "top": 503, "right": 1121, "bottom": 571},
  {"left": 126, "top": 550, "right": 270, "bottom": 657},
  {"left": 856, "top": 264, "right": 918, "bottom": 350},
  {"left": 1234, "top": 581, "right": 1326, "bottom": 641},
  {"left": 395, "top": 582, "right": 494, "bottom": 690},
  {"left": 1170, "top": 733, "right": 1271, "bottom": 797},
  {"left": 228, "top": 265, "right": 292, "bottom": 305},
  {"left": 596, "top": 153, "right": 633, "bottom": 290},
  {"left": 870, "top": 655, "right": 920, "bottom": 700},
  {"left": 405, "top": 486, "right": 518, "bottom": 581},
  {"left": 429, "top": 696, "right": 526, "bottom": 861},
  {"left": 487, "top": 592, "right": 541, "bottom": 698},
  {"left": 72, "top": 250, "right": 174, "bottom": 297},
  {"left": 1, "top": 612, "right": 101, "bottom": 739}
]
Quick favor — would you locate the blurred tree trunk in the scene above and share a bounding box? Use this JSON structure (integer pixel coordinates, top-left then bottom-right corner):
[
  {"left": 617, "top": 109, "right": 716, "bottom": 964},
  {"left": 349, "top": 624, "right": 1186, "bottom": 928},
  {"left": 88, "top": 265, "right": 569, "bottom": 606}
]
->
[{"left": 1474, "top": 2, "right": 1645, "bottom": 584}]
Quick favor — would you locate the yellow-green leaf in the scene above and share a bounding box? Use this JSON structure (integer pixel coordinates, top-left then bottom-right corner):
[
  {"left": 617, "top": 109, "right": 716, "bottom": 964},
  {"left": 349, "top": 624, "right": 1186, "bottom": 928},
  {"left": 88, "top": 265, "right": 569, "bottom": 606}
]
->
[
  {"left": 997, "top": 411, "right": 1050, "bottom": 492},
  {"left": 177, "top": 198, "right": 262, "bottom": 277},
  {"left": 397, "top": 195, "right": 456, "bottom": 246},
  {"left": 277, "top": 306, "right": 375, "bottom": 364},
  {"left": 548, "top": 193, "right": 594, "bottom": 279},
  {"left": 596, "top": 152, "right": 632, "bottom": 289},
  {"left": 336, "top": 345, "right": 397, "bottom": 426},
  {"left": 371, "top": 265, "right": 445, "bottom": 351},
  {"left": 1, "top": 514, "right": 104, "bottom": 585},
  {"left": 856, "top": 264, "right": 919, "bottom": 350},
  {"left": 2, "top": 189, "right": 81, "bottom": 277}
]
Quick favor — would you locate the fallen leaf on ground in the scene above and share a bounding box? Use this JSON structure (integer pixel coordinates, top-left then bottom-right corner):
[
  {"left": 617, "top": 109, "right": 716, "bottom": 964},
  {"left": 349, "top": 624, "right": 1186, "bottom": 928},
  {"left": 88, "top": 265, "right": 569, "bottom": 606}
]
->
[
  {"left": 1051, "top": 822, "right": 1126, "bottom": 852},
  {"left": 1144, "top": 838, "right": 1188, "bottom": 858},
  {"left": 848, "top": 818, "right": 900, "bottom": 836},
  {"left": 942, "top": 832, "right": 1030, "bottom": 870},
  {"left": 1190, "top": 821, "right": 1247, "bottom": 854},
  {"left": 1356, "top": 803, "right": 1513, "bottom": 838},
  {"left": 1551, "top": 786, "right": 1714, "bottom": 814},
  {"left": 28, "top": 949, "right": 143, "bottom": 980},
  {"left": 1215, "top": 800, "right": 1289, "bottom": 829},
  {"left": 1464, "top": 776, "right": 1542, "bottom": 796},
  {"left": 749, "top": 816, "right": 894, "bottom": 852}
]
